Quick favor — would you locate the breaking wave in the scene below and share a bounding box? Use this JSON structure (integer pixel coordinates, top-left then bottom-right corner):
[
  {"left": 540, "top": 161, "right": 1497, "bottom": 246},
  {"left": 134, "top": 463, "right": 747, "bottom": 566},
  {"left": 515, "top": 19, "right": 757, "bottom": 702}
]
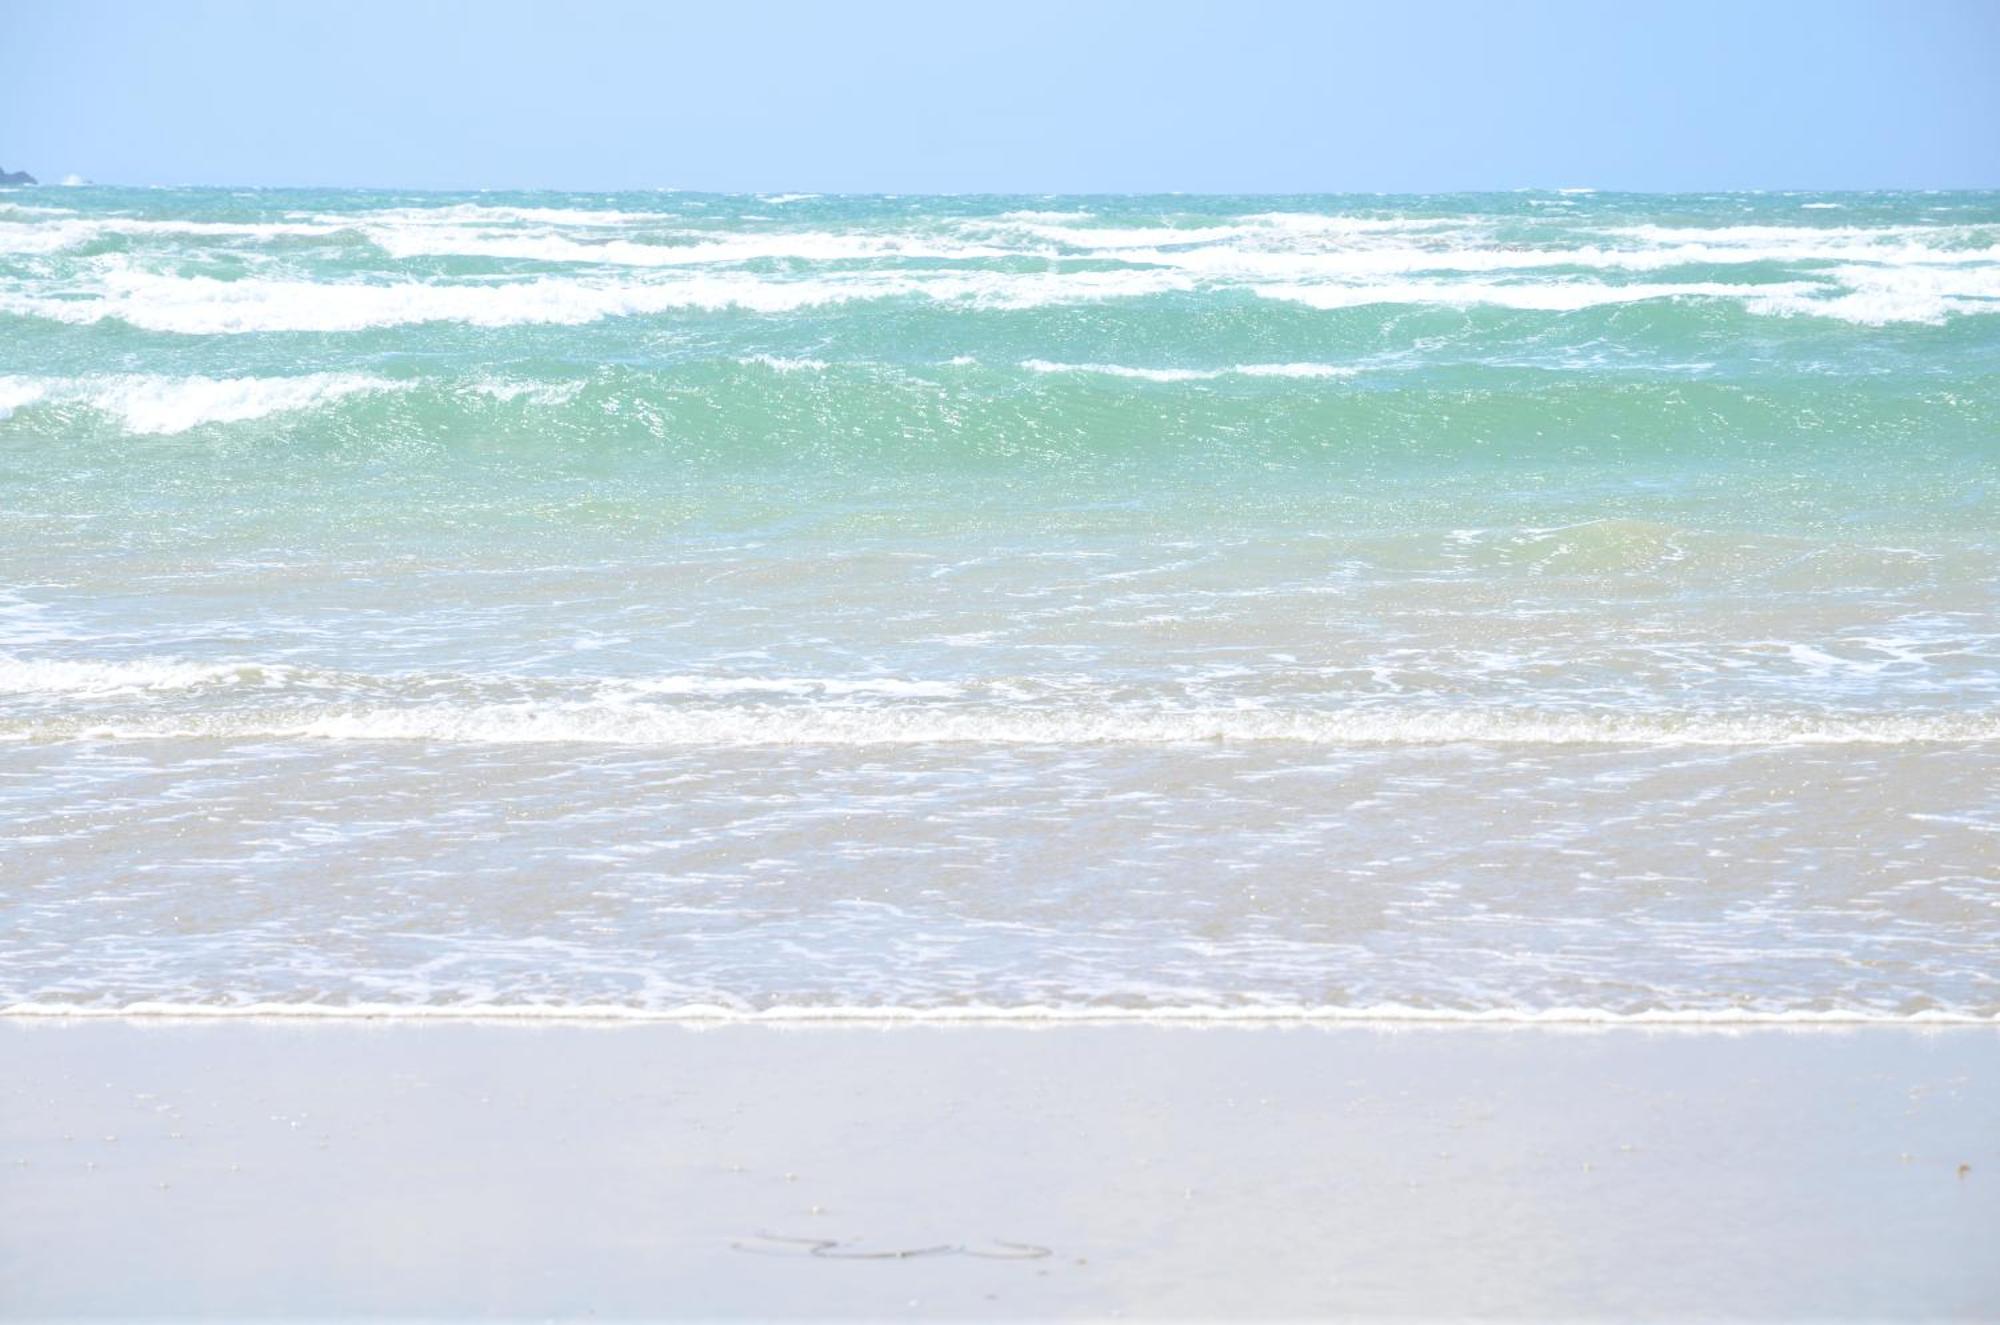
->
[
  {"left": 1020, "top": 359, "right": 1361, "bottom": 381},
  {"left": 0, "top": 372, "right": 403, "bottom": 433}
]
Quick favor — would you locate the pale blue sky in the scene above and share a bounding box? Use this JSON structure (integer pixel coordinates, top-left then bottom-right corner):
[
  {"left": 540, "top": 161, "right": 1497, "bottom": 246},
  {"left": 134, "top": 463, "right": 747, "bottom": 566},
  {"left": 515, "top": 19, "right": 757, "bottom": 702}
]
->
[{"left": 3, "top": 0, "right": 1996, "bottom": 192}]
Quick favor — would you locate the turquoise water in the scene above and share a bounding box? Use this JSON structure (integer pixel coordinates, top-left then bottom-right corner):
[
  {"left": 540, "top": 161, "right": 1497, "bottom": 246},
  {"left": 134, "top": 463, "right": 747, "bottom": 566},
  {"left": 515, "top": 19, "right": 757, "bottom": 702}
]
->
[{"left": 2, "top": 188, "right": 1996, "bottom": 1018}]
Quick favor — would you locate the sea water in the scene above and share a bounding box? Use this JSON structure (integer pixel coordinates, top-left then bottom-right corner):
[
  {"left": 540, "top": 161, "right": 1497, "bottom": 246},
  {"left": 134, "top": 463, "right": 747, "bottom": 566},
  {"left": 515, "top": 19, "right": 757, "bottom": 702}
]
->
[{"left": 1, "top": 187, "right": 1995, "bottom": 1020}]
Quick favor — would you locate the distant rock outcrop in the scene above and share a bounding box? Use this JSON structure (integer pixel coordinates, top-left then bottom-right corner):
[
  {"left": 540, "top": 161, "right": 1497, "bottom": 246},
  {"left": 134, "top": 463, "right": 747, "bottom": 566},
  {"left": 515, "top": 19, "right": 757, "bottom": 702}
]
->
[{"left": 0, "top": 166, "right": 36, "bottom": 185}]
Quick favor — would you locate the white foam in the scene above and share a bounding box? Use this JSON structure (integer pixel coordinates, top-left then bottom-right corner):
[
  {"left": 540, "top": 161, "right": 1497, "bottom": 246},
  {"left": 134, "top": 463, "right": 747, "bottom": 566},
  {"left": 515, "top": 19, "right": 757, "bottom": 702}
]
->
[
  {"left": 0, "top": 376, "right": 51, "bottom": 420},
  {"left": 463, "top": 377, "right": 586, "bottom": 406},
  {"left": 0, "top": 594, "right": 79, "bottom": 649},
  {"left": 1606, "top": 221, "right": 1987, "bottom": 245},
  {"left": 0, "top": 373, "right": 402, "bottom": 433},
  {"left": 23, "top": 703, "right": 2000, "bottom": 748},
  {"left": 0, "top": 216, "right": 353, "bottom": 252},
  {"left": 0, "top": 270, "right": 866, "bottom": 332},
  {"left": 345, "top": 202, "right": 667, "bottom": 226},
  {"left": 5, "top": 204, "right": 1995, "bottom": 329},
  {"left": 616, "top": 675, "right": 964, "bottom": 699},
  {"left": 970, "top": 219, "right": 1269, "bottom": 250},
  {"left": 0, "top": 266, "right": 1197, "bottom": 332},
  {"left": 737, "top": 354, "right": 830, "bottom": 373},
  {"left": 1255, "top": 278, "right": 1847, "bottom": 316},
  {"left": 1021, "top": 359, "right": 1359, "bottom": 382},
  {"left": 0, "top": 656, "right": 292, "bottom": 695},
  {"left": 1234, "top": 362, "right": 1361, "bottom": 378},
  {"left": 364, "top": 224, "right": 1025, "bottom": 267},
  {"left": 1743, "top": 263, "right": 2000, "bottom": 326},
  {"left": 992, "top": 209, "right": 1096, "bottom": 222},
  {"left": 970, "top": 211, "right": 1462, "bottom": 251},
  {"left": 1021, "top": 359, "right": 1216, "bottom": 382},
  {"left": 14, "top": 259, "right": 1982, "bottom": 333},
  {"left": 1139, "top": 238, "right": 2000, "bottom": 281},
  {"left": 0, "top": 219, "right": 97, "bottom": 253}
]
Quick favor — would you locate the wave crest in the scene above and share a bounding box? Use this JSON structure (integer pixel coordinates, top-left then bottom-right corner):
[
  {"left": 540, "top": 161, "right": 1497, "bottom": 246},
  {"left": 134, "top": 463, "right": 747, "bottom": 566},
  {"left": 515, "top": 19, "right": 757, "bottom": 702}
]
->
[{"left": 0, "top": 372, "right": 402, "bottom": 433}]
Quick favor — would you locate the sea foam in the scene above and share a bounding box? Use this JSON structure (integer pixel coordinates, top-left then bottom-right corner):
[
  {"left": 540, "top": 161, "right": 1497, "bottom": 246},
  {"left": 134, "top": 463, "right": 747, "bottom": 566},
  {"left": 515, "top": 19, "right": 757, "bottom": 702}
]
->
[
  {"left": 15, "top": 701, "right": 2000, "bottom": 747},
  {"left": 1021, "top": 359, "right": 1360, "bottom": 381},
  {"left": 0, "top": 373, "right": 403, "bottom": 433},
  {"left": 8, "top": 260, "right": 1988, "bottom": 331},
  {"left": 0, "top": 656, "right": 294, "bottom": 695}
]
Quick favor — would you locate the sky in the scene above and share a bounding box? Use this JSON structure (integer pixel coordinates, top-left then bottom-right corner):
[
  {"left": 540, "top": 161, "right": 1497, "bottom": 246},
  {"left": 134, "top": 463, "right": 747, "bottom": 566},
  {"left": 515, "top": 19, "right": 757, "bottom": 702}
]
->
[{"left": 2, "top": 0, "right": 1996, "bottom": 192}]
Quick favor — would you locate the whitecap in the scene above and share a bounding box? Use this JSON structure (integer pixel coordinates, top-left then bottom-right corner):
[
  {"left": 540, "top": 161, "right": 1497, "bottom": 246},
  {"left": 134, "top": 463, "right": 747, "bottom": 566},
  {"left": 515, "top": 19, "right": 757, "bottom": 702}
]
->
[
  {"left": 1020, "top": 359, "right": 1359, "bottom": 381},
  {"left": 0, "top": 266, "right": 1198, "bottom": 333},
  {"left": 0, "top": 373, "right": 404, "bottom": 433}
]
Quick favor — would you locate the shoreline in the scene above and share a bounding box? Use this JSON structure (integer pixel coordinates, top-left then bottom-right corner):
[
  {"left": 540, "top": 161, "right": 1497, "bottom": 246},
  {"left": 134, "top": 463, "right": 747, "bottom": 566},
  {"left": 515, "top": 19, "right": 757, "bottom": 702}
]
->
[
  {"left": 4, "top": 1004, "right": 1999, "bottom": 1027},
  {"left": 6, "top": 1020, "right": 1995, "bottom": 1318}
]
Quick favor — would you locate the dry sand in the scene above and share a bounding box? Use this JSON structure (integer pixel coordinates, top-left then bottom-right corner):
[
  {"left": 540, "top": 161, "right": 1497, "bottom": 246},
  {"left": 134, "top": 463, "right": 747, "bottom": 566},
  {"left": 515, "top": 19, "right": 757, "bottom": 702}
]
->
[{"left": 3, "top": 1020, "right": 1995, "bottom": 1318}]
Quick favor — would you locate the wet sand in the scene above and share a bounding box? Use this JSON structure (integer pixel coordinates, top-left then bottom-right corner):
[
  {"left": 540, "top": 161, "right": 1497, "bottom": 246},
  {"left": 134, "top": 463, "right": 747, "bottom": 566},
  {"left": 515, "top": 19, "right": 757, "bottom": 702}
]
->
[{"left": 3, "top": 1021, "right": 1995, "bottom": 1318}]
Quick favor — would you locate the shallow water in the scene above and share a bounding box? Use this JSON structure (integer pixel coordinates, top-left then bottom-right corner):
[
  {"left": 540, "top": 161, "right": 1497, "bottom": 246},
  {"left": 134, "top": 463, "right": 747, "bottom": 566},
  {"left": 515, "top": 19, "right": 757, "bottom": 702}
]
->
[{"left": 2, "top": 188, "right": 1996, "bottom": 1018}]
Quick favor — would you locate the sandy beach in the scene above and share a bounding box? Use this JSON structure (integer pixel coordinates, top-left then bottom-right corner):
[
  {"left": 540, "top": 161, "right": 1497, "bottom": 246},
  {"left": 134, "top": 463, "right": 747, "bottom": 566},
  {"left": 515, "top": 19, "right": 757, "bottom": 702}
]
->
[
  {"left": 9, "top": 2, "right": 2000, "bottom": 1318},
  {"left": 3, "top": 1020, "right": 1994, "bottom": 1318}
]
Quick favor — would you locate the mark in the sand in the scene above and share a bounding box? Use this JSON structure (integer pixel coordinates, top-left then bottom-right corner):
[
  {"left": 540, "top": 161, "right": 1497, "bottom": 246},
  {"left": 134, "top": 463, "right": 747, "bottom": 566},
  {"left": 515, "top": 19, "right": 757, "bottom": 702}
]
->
[{"left": 733, "top": 1232, "right": 1052, "bottom": 1261}]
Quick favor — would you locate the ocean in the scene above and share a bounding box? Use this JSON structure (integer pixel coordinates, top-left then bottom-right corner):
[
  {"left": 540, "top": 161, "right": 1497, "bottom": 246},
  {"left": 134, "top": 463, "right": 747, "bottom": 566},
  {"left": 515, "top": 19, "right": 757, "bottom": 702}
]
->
[{"left": 1, "top": 186, "right": 1995, "bottom": 1022}]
